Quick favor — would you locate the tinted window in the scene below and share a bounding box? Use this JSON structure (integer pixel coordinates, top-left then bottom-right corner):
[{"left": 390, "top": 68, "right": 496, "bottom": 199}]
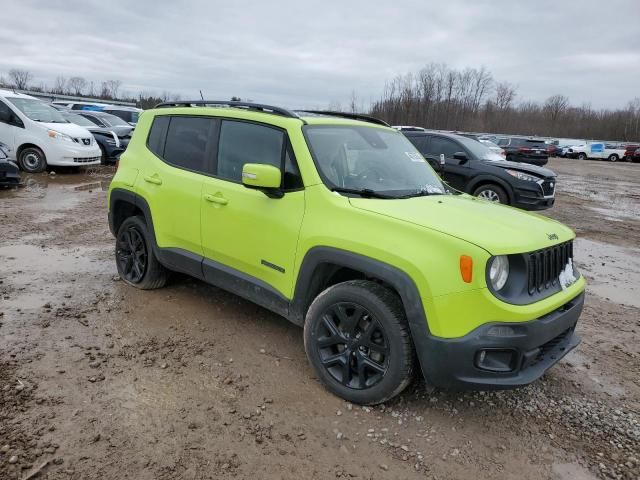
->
[
  {"left": 0, "top": 100, "right": 12, "bottom": 123},
  {"left": 406, "top": 135, "right": 429, "bottom": 152},
  {"left": 80, "top": 114, "right": 105, "bottom": 127},
  {"left": 283, "top": 147, "right": 303, "bottom": 189},
  {"left": 428, "top": 136, "right": 461, "bottom": 157},
  {"left": 217, "top": 120, "right": 284, "bottom": 183},
  {"left": 163, "top": 116, "right": 215, "bottom": 172},
  {"left": 147, "top": 116, "right": 170, "bottom": 157}
]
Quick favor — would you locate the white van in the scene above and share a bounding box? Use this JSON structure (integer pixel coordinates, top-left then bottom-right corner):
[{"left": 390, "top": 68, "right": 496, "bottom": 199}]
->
[{"left": 0, "top": 90, "right": 101, "bottom": 172}]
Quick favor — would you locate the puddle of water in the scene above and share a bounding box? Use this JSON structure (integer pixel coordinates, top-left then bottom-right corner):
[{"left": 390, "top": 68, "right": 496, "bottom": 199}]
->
[
  {"left": 575, "top": 238, "right": 640, "bottom": 308},
  {"left": 0, "top": 244, "right": 113, "bottom": 309},
  {"left": 0, "top": 173, "right": 111, "bottom": 211},
  {"left": 551, "top": 462, "right": 598, "bottom": 480}
]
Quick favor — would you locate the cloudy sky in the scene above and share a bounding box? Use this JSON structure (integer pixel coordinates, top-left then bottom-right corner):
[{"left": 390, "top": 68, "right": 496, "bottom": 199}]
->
[{"left": 2, "top": 0, "right": 639, "bottom": 109}]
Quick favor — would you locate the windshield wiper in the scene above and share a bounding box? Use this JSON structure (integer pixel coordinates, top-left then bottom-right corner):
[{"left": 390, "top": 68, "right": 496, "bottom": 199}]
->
[{"left": 331, "top": 187, "right": 398, "bottom": 199}]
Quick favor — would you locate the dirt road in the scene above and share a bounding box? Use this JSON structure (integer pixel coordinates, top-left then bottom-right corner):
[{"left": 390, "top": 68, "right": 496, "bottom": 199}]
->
[{"left": 1, "top": 159, "right": 638, "bottom": 480}]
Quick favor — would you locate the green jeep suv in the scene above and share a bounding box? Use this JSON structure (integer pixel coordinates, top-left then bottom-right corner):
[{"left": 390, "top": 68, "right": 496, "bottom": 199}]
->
[{"left": 108, "top": 101, "right": 586, "bottom": 404}]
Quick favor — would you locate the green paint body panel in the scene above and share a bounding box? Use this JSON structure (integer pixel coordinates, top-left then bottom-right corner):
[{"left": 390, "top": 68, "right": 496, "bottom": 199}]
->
[{"left": 108, "top": 107, "right": 586, "bottom": 340}]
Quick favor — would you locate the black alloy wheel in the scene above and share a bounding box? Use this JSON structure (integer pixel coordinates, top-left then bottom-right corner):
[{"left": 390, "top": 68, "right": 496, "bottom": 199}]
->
[
  {"left": 116, "top": 224, "right": 148, "bottom": 284},
  {"left": 314, "top": 302, "right": 389, "bottom": 389}
]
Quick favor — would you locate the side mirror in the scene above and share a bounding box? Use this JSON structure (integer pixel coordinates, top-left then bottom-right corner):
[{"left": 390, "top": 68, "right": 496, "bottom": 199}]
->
[
  {"left": 242, "top": 163, "right": 283, "bottom": 198},
  {"left": 453, "top": 151, "right": 468, "bottom": 162}
]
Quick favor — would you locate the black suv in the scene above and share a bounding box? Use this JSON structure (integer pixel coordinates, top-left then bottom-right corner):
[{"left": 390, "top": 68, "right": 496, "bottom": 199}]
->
[
  {"left": 496, "top": 137, "right": 549, "bottom": 166},
  {"left": 63, "top": 112, "right": 132, "bottom": 164},
  {"left": 404, "top": 131, "right": 556, "bottom": 210}
]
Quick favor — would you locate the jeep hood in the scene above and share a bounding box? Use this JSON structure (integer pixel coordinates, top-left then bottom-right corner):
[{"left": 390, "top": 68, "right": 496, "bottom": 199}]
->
[{"left": 349, "top": 194, "right": 574, "bottom": 255}]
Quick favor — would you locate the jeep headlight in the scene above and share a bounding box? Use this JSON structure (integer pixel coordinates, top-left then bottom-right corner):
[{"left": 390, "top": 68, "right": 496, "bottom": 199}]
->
[
  {"left": 505, "top": 169, "right": 541, "bottom": 182},
  {"left": 488, "top": 256, "right": 509, "bottom": 291}
]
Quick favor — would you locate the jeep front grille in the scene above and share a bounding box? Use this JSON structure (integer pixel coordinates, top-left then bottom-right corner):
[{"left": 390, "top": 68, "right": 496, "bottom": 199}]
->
[{"left": 527, "top": 241, "right": 573, "bottom": 294}]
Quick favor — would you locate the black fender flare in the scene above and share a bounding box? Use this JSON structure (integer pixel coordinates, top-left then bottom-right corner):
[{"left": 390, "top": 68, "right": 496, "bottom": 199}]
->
[
  {"left": 465, "top": 175, "right": 514, "bottom": 203},
  {"left": 290, "top": 246, "right": 435, "bottom": 384}
]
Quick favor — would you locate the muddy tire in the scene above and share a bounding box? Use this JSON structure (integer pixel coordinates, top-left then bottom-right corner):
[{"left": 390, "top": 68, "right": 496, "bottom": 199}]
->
[
  {"left": 304, "top": 280, "right": 414, "bottom": 405},
  {"left": 18, "top": 146, "right": 47, "bottom": 173},
  {"left": 473, "top": 184, "right": 508, "bottom": 204},
  {"left": 115, "top": 216, "right": 167, "bottom": 290}
]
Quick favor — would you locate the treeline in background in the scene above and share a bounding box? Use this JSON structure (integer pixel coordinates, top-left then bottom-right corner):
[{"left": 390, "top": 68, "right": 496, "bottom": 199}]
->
[
  {"left": 3, "top": 65, "right": 639, "bottom": 141},
  {"left": 369, "top": 63, "right": 640, "bottom": 141},
  {"left": 0, "top": 69, "right": 180, "bottom": 110}
]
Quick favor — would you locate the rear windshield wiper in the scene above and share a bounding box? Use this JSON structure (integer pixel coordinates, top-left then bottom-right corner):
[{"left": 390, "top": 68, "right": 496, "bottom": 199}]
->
[{"left": 331, "top": 187, "right": 398, "bottom": 199}]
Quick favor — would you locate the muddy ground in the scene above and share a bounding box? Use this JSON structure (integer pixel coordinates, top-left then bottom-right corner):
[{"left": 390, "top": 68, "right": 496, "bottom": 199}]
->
[{"left": 0, "top": 158, "right": 638, "bottom": 480}]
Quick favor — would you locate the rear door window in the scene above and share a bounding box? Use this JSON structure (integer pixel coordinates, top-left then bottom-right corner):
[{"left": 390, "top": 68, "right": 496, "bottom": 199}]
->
[{"left": 146, "top": 115, "right": 217, "bottom": 174}]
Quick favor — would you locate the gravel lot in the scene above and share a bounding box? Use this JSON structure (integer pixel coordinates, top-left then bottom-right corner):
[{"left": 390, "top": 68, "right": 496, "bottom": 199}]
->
[{"left": 1, "top": 158, "right": 639, "bottom": 480}]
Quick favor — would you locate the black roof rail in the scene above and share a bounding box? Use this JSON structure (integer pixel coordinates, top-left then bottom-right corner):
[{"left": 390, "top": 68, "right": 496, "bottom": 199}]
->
[
  {"left": 154, "top": 100, "right": 303, "bottom": 121},
  {"left": 296, "top": 110, "right": 390, "bottom": 127}
]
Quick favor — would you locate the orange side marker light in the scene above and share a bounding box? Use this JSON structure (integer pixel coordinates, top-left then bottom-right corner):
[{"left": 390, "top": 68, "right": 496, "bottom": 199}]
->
[{"left": 460, "top": 255, "right": 473, "bottom": 283}]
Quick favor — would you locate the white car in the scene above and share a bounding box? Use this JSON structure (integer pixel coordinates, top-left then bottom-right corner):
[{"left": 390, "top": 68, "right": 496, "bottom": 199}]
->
[
  {"left": 0, "top": 90, "right": 101, "bottom": 172},
  {"left": 568, "top": 142, "right": 627, "bottom": 162}
]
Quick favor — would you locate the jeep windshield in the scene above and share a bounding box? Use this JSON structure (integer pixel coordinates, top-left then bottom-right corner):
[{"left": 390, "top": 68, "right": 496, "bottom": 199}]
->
[{"left": 304, "top": 125, "right": 445, "bottom": 198}]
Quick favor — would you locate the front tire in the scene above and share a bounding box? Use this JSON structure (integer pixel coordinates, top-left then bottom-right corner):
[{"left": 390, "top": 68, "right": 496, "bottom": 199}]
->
[
  {"left": 304, "top": 280, "right": 414, "bottom": 405},
  {"left": 608, "top": 154, "right": 619, "bottom": 162},
  {"left": 115, "top": 216, "right": 167, "bottom": 289},
  {"left": 577, "top": 153, "right": 587, "bottom": 160},
  {"left": 473, "top": 184, "right": 508, "bottom": 204},
  {"left": 18, "top": 147, "right": 47, "bottom": 173}
]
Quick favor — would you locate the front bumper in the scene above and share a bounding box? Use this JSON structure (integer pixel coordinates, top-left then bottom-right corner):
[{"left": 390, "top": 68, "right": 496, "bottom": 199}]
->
[
  {"left": 419, "top": 291, "right": 584, "bottom": 390},
  {"left": 46, "top": 142, "right": 102, "bottom": 167}
]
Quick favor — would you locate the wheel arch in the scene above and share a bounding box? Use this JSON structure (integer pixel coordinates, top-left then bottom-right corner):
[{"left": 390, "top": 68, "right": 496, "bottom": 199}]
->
[
  {"left": 16, "top": 142, "right": 46, "bottom": 159},
  {"left": 466, "top": 175, "right": 514, "bottom": 204},
  {"left": 290, "top": 247, "right": 434, "bottom": 382},
  {"left": 109, "top": 188, "right": 156, "bottom": 245}
]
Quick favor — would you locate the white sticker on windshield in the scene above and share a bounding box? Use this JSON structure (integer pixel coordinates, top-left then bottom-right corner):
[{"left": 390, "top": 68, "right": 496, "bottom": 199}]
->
[
  {"left": 422, "top": 184, "right": 444, "bottom": 194},
  {"left": 405, "top": 152, "right": 425, "bottom": 162}
]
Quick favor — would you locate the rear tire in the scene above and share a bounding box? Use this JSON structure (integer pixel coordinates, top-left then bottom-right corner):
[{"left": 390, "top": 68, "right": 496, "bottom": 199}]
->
[
  {"left": 304, "top": 280, "right": 414, "bottom": 405},
  {"left": 18, "top": 147, "right": 47, "bottom": 173},
  {"left": 115, "top": 216, "right": 167, "bottom": 289},
  {"left": 473, "top": 184, "right": 509, "bottom": 204}
]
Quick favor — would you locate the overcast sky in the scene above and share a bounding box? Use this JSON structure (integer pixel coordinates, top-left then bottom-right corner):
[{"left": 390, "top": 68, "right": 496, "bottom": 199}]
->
[{"left": 2, "top": 0, "right": 639, "bottom": 109}]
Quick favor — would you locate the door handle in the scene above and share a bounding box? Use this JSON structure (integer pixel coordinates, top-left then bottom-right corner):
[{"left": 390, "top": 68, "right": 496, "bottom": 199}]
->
[
  {"left": 204, "top": 193, "right": 228, "bottom": 205},
  {"left": 143, "top": 175, "right": 162, "bottom": 185}
]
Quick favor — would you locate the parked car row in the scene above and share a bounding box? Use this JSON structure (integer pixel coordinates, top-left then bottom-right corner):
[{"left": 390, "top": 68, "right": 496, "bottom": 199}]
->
[
  {"left": 51, "top": 100, "right": 141, "bottom": 126},
  {"left": 0, "top": 90, "right": 137, "bottom": 173}
]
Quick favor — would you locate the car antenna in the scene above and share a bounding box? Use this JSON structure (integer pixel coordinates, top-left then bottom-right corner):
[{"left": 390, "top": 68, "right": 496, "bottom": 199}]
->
[{"left": 199, "top": 90, "right": 204, "bottom": 101}]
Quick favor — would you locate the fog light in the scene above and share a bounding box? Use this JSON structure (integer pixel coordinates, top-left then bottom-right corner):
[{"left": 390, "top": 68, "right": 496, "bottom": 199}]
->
[{"left": 475, "top": 349, "right": 518, "bottom": 372}]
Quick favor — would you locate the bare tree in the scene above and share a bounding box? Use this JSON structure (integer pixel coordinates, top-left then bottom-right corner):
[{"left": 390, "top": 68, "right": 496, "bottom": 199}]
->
[
  {"left": 494, "top": 82, "right": 517, "bottom": 111},
  {"left": 544, "top": 94, "right": 569, "bottom": 125},
  {"left": 8, "top": 69, "right": 32, "bottom": 89},
  {"left": 104, "top": 79, "right": 122, "bottom": 99},
  {"left": 67, "top": 76, "right": 88, "bottom": 96},
  {"left": 52, "top": 76, "right": 66, "bottom": 94}
]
